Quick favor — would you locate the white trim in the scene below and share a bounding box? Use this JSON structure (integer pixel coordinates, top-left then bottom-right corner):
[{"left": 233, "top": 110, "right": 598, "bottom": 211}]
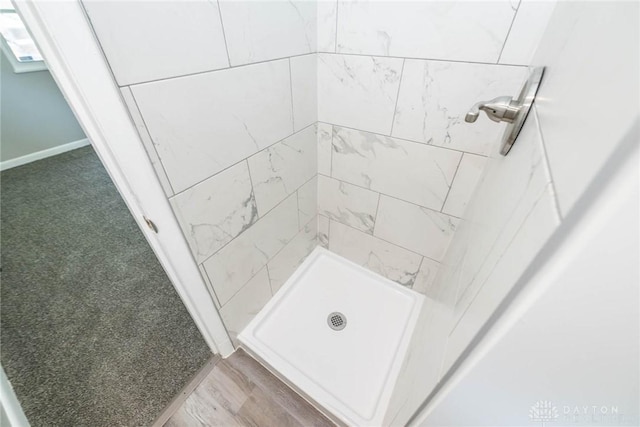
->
[
  {"left": 11, "top": 0, "right": 233, "bottom": 359},
  {"left": 0, "top": 137, "right": 90, "bottom": 171},
  {"left": 0, "top": 365, "right": 30, "bottom": 427}
]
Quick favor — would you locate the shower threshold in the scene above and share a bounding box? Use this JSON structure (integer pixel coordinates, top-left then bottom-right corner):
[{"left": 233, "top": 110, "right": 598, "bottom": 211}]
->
[{"left": 239, "top": 247, "right": 424, "bottom": 426}]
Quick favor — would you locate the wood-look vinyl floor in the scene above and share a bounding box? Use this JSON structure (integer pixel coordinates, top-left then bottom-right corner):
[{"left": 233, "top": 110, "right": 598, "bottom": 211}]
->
[{"left": 164, "top": 349, "right": 336, "bottom": 427}]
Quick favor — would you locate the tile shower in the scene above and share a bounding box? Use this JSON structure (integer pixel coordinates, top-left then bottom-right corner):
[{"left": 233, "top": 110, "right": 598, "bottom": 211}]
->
[{"left": 83, "top": 0, "right": 558, "bottom": 424}]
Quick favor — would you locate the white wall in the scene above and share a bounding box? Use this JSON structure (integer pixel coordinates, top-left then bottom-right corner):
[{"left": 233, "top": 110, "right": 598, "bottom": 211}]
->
[
  {"left": 0, "top": 50, "right": 85, "bottom": 163},
  {"left": 387, "top": 2, "right": 639, "bottom": 425},
  {"left": 419, "top": 124, "right": 639, "bottom": 426}
]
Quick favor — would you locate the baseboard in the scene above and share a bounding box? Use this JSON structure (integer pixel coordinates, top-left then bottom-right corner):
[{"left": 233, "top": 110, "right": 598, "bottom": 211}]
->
[{"left": 0, "top": 138, "right": 90, "bottom": 171}]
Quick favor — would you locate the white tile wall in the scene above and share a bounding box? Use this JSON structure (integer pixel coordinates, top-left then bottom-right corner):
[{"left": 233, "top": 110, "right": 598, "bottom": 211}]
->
[
  {"left": 499, "top": 0, "right": 557, "bottom": 65},
  {"left": 374, "top": 196, "right": 458, "bottom": 261},
  {"left": 83, "top": 0, "right": 229, "bottom": 85},
  {"left": 297, "top": 176, "right": 318, "bottom": 227},
  {"left": 218, "top": 1, "right": 316, "bottom": 66},
  {"left": 290, "top": 54, "right": 318, "bottom": 132},
  {"left": 317, "top": 0, "right": 338, "bottom": 52},
  {"left": 329, "top": 220, "right": 423, "bottom": 287},
  {"left": 442, "top": 153, "right": 486, "bottom": 218},
  {"left": 86, "top": 0, "right": 558, "bottom": 350},
  {"left": 267, "top": 217, "right": 319, "bottom": 293},
  {"left": 317, "top": 53, "right": 403, "bottom": 135},
  {"left": 392, "top": 60, "right": 527, "bottom": 155},
  {"left": 317, "top": 122, "right": 333, "bottom": 176},
  {"left": 203, "top": 194, "right": 299, "bottom": 306},
  {"left": 170, "top": 161, "right": 257, "bottom": 263},
  {"left": 131, "top": 60, "right": 293, "bottom": 193},
  {"left": 219, "top": 267, "right": 272, "bottom": 343},
  {"left": 335, "top": 1, "right": 517, "bottom": 63},
  {"left": 317, "top": 174, "right": 379, "bottom": 234},
  {"left": 247, "top": 125, "right": 317, "bottom": 216},
  {"left": 332, "top": 126, "right": 461, "bottom": 210}
]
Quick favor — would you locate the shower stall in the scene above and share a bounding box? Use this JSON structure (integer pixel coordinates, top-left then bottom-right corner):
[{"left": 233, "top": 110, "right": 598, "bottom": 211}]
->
[{"left": 11, "top": 0, "right": 638, "bottom": 425}]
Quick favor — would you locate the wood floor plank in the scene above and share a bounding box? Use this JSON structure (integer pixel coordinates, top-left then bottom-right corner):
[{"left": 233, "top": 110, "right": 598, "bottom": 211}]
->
[
  {"left": 165, "top": 349, "right": 335, "bottom": 427},
  {"left": 235, "top": 385, "right": 300, "bottom": 427},
  {"left": 226, "top": 350, "right": 335, "bottom": 427},
  {"left": 196, "top": 361, "right": 254, "bottom": 414}
]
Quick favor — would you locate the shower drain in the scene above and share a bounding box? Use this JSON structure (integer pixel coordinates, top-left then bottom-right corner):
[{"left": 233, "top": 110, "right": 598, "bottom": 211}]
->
[{"left": 327, "top": 312, "right": 347, "bottom": 331}]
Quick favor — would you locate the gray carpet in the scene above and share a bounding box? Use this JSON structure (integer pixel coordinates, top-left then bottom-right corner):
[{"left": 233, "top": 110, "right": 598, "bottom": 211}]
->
[{"left": 0, "top": 146, "right": 212, "bottom": 426}]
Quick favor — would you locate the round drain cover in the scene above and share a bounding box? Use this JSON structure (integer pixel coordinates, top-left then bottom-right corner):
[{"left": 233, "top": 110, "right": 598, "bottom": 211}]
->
[{"left": 327, "top": 312, "right": 347, "bottom": 331}]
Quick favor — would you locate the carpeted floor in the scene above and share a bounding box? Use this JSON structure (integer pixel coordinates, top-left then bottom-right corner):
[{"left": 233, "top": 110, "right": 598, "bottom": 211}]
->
[{"left": 0, "top": 147, "right": 212, "bottom": 426}]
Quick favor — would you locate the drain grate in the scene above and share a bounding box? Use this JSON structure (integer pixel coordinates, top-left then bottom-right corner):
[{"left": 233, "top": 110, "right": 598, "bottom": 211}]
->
[{"left": 327, "top": 312, "right": 347, "bottom": 331}]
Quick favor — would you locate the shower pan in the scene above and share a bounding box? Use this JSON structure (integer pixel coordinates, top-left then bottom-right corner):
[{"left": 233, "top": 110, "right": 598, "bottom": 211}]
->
[{"left": 239, "top": 248, "right": 423, "bottom": 426}]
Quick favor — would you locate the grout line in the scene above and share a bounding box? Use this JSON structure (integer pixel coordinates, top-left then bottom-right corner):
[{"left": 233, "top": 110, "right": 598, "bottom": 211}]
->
[
  {"left": 440, "top": 153, "right": 465, "bottom": 214},
  {"left": 127, "top": 53, "right": 318, "bottom": 88},
  {"left": 169, "top": 122, "right": 316, "bottom": 199},
  {"left": 265, "top": 264, "right": 274, "bottom": 295},
  {"left": 315, "top": 50, "right": 529, "bottom": 69},
  {"left": 216, "top": 0, "right": 233, "bottom": 67},
  {"left": 319, "top": 120, "right": 489, "bottom": 158},
  {"left": 219, "top": 212, "right": 317, "bottom": 307},
  {"left": 295, "top": 188, "right": 302, "bottom": 230},
  {"left": 388, "top": 58, "right": 406, "bottom": 137},
  {"left": 288, "top": 58, "right": 296, "bottom": 132},
  {"left": 198, "top": 171, "right": 316, "bottom": 270},
  {"left": 333, "top": 0, "right": 339, "bottom": 53},
  {"left": 373, "top": 191, "right": 382, "bottom": 234},
  {"left": 317, "top": 173, "right": 461, "bottom": 220},
  {"left": 328, "top": 217, "right": 441, "bottom": 264},
  {"left": 121, "top": 46, "right": 528, "bottom": 90},
  {"left": 533, "top": 106, "right": 563, "bottom": 221},
  {"left": 412, "top": 256, "right": 426, "bottom": 289},
  {"left": 202, "top": 265, "right": 222, "bottom": 308},
  {"left": 496, "top": 0, "right": 521, "bottom": 64},
  {"left": 329, "top": 124, "right": 334, "bottom": 176},
  {"left": 127, "top": 87, "right": 177, "bottom": 195}
]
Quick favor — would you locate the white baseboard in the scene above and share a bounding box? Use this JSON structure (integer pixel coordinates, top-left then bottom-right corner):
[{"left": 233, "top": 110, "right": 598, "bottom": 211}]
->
[{"left": 0, "top": 138, "right": 90, "bottom": 171}]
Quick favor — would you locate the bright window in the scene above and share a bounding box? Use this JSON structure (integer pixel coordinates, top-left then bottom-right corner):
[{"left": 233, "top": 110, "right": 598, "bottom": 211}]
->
[{"left": 0, "top": 3, "right": 46, "bottom": 73}]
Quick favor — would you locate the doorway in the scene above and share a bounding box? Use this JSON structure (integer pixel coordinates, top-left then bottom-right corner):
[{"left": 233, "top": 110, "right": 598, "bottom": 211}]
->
[{"left": 0, "top": 7, "right": 212, "bottom": 426}]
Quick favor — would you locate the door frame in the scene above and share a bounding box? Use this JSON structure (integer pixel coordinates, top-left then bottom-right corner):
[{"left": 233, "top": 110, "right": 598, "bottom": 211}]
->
[{"left": 11, "top": 0, "right": 234, "bottom": 357}]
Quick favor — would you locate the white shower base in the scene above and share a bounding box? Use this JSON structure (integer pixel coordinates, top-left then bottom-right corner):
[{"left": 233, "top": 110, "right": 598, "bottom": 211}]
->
[{"left": 239, "top": 247, "right": 423, "bottom": 426}]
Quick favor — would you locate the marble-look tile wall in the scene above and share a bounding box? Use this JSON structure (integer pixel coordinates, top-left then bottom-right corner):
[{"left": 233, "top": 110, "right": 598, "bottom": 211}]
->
[
  {"left": 315, "top": 0, "right": 551, "bottom": 293},
  {"left": 83, "top": 0, "right": 556, "bottom": 343},
  {"left": 83, "top": 0, "right": 321, "bottom": 344}
]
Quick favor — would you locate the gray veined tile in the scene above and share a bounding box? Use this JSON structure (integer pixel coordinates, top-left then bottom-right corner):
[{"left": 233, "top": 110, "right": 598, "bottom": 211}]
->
[
  {"left": 267, "top": 218, "right": 318, "bottom": 294},
  {"left": 290, "top": 55, "right": 318, "bottom": 132},
  {"left": 411, "top": 257, "right": 442, "bottom": 299},
  {"left": 332, "top": 126, "right": 462, "bottom": 211},
  {"left": 391, "top": 59, "right": 527, "bottom": 156},
  {"left": 329, "top": 220, "right": 423, "bottom": 287},
  {"left": 203, "top": 194, "right": 299, "bottom": 306},
  {"left": 131, "top": 59, "right": 293, "bottom": 193},
  {"left": 83, "top": 0, "right": 229, "bottom": 86},
  {"left": 248, "top": 126, "right": 317, "bottom": 216},
  {"left": 317, "top": 53, "right": 403, "bottom": 135},
  {"left": 443, "top": 153, "right": 487, "bottom": 218},
  {"left": 318, "top": 215, "right": 330, "bottom": 248},
  {"left": 170, "top": 161, "right": 257, "bottom": 264},
  {"left": 317, "top": 175, "right": 380, "bottom": 234},
  {"left": 374, "top": 195, "right": 459, "bottom": 261},
  {"left": 219, "top": 267, "right": 272, "bottom": 345},
  {"left": 219, "top": 1, "right": 317, "bottom": 66},
  {"left": 317, "top": 122, "right": 333, "bottom": 176},
  {"left": 317, "top": 0, "right": 338, "bottom": 52},
  {"left": 297, "top": 176, "right": 318, "bottom": 228},
  {"left": 335, "top": 1, "right": 516, "bottom": 63}
]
